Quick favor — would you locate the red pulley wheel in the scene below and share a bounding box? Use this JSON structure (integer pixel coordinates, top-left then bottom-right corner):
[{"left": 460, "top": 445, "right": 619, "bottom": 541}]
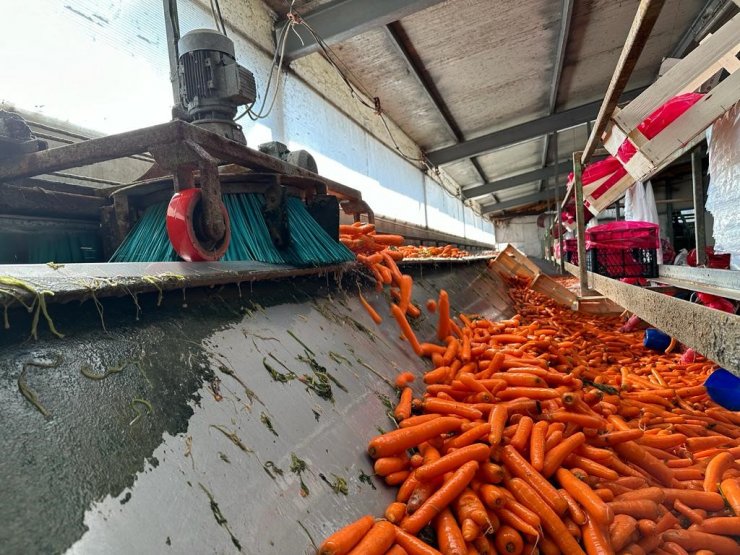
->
[{"left": 166, "top": 188, "right": 230, "bottom": 261}]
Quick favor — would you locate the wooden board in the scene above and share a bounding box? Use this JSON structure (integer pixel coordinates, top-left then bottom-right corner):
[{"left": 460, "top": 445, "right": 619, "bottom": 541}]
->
[{"left": 530, "top": 273, "right": 578, "bottom": 308}]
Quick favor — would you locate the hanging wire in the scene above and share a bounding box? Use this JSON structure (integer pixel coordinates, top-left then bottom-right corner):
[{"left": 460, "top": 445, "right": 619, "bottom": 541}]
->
[{"left": 210, "top": 0, "right": 228, "bottom": 36}]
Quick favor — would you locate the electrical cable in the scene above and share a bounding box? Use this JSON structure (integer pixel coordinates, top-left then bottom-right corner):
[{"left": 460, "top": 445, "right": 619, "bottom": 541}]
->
[{"left": 212, "top": 0, "right": 228, "bottom": 36}]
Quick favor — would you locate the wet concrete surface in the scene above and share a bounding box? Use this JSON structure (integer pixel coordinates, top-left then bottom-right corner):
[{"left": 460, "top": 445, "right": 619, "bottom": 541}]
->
[{"left": 0, "top": 261, "right": 513, "bottom": 554}]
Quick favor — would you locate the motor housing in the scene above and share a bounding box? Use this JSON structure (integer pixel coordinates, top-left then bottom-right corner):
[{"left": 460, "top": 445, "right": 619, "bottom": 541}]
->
[{"left": 178, "top": 29, "right": 256, "bottom": 143}]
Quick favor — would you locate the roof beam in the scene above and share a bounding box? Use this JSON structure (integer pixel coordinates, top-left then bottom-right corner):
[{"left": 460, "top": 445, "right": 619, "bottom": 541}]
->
[
  {"left": 670, "top": 0, "right": 738, "bottom": 58},
  {"left": 426, "top": 87, "right": 646, "bottom": 166},
  {"left": 462, "top": 162, "right": 571, "bottom": 199},
  {"left": 279, "top": 0, "right": 446, "bottom": 60},
  {"left": 581, "top": 0, "right": 666, "bottom": 163},
  {"left": 480, "top": 186, "right": 567, "bottom": 214},
  {"left": 384, "top": 22, "right": 499, "bottom": 202}
]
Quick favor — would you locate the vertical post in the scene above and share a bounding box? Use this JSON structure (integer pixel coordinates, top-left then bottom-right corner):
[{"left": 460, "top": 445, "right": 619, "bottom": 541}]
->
[
  {"left": 691, "top": 148, "right": 707, "bottom": 265},
  {"left": 573, "top": 151, "right": 589, "bottom": 295},
  {"left": 615, "top": 201, "right": 621, "bottom": 221},
  {"left": 554, "top": 134, "right": 564, "bottom": 273},
  {"left": 163, "top": 0, "right": 183, "bottom": 111},
  {"left": 665, "top": 182, "right": 674, "bottom": 244}
]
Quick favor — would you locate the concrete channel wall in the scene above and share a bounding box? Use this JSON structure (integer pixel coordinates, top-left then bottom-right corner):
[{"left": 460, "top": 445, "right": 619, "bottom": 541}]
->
[{"left": 0, "top": 261, "right": 513, "bottom": 554}]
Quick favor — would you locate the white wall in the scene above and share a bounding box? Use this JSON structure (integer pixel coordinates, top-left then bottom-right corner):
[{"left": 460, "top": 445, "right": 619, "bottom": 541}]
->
[
  {"left": 494, "top": 216, "right": 543, "bottom": 258},
  {"left": 0, "top": 0, "right": 495, "bottom": 245}
]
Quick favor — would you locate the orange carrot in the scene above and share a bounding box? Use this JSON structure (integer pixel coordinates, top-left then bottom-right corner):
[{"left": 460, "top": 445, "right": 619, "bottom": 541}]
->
[
  {"left": 720, "top": 478, "right": 740, "bottom": 515},
  {"left": 318, "top": 515, "right": 375, "bottom": 555},
  {"left": 509, "top": 416, "right": 533, "bottom": 451},
  {"left": 703, "top": 452, "right": 735, "bottom": 493},
  {"left": 583, "top": 518, "right": 615, "bottom": 555},
  {"left": 385, "top": 503, "right": 408, "bottom": 524},
  {"left": 415, "top": 444, "right": 490, "bottom": 482},
  {"left": 542, "top": 432, "right": 586, "bottom": 478},
  {"left": 434, "top": 508, "right": 466, "bottom": 555},
  {"left": 391, "top": 304, "right": 423, "bottom": 356},
  {"left": 556, "top": 468, "right": 613, "bottom": 526},
  {"left": 359, "top": 292, "right": 383, "bottom": 324},
  {"left": 394, "top": 387, "right": 413, "bottom": 421},
  {"left": 494, "top": 525, "right": 523, "bottom": 555},
  {"left": 385, "top": 545, "right": 408, "bottom": 555},
  {"left": 394, "top": 528, "right": 443, "bottom": 555},
  {"left": 426, "top": 299, "right": 437, "bottom": 313},
  {"left": 416, "top": 398, "right": 482, "bottom": 420},
  {"left": 609, "top": 514, "right": 638, "bottom": 552},
  {"left": 400, "top": 461, "right": 479, "bottom": 534},
  {"left": 437, "top": 290, "right": 451, "bottom": 341},
  {"left": 501, "top": 446, "right": 567, "bottom": 515},
  {"left": 368, "top": 417, "right": 463, "bottom": 458},
  {"left": 375, "top": 455, "right": 409, "bottom": 477},
  {"left": 608, "top": 499, "right": 659, "bottom": 520},
  {"left": 347, "top": 520, "right": 396, "bottom": 555},
  {"left": 661, "top": 530, "right": 740, "bottom": 555},
  {"left": 399, "top": 414, "right": 440, "bottom": 428},
  {"left": 488, "top": 404, "right": 508, "bottom": 447},
  {"left": 399, "top": 275, "right": 413, "bottom": 314},
  {"left": 614, "top": 441, "right": 674, "bottom": 487},
  {"left": 529, "top": 420, "right": 547, "bottom": 472},
  {"left": 696, "top": 516, "right": 740, "bottom": 536}
]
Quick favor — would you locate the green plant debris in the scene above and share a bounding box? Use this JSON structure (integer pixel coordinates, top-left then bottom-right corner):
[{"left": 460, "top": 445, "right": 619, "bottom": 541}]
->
[
  {"left": 377, "top": 393, "right": 394, "bottom": 412},
  {"left": 376, "top": 426, "right": 386, "bottom": 435},
  {"left": 198, "top": 483, "right": 242, "bottom": 552},
  {"left": 290, "top": 453, "right": 310, "bottom": 496},
  {"left": 0, "top": 276, "right": 63, "bottom": 339},
  {"left": 286, "top": 330, "right": 314, "bottom": 355},
  {"left": 312, "top": 409, "right": 321, "bottom": 422},
  {"left": 328, "top": 351, "right": 350, "bottom": 364},
  {"left": 297, "top": 521, "right": 317, "bottom": 551},
  {"left": 210, "top": 425, "right": 252, "bottom": 453},
  {"left": 218, "top": 452, "right": 230, "bottom": 464},
  {"left": 142, "top": 273, "right": 185, "bottom": 306},
  {"left": 218, "top": 364, "right": 263, "bottom": 406},
  {"left": 209, "top": 377, "right": 223, "bottom": 401},
  {"left": 319, "top": 473, "right": 348, "bottom": 495},
  {"left": 129, "top": 398, "right": 153, "bottom": 426},
  {"left": 17, "top": 354, "right": 63, "bottom": 417},
  {"left": 262, "top": 357, "right": 296, "bottom": 383},
  {"left": 260, "top": 412, "right": 278, "bottom": 437},
  {"left": 263, "top": 461, "right": 284, "bottom": 480},
  {"left": 80, "top": 359, "right": 134, "bottom": 380},
  {"left": 298, "top": 372, "right": 333, "bottom": 402},
  {"left": 298, "top": 351, "right": 347, "bottom": 392},
  {"left": 358, "top": 471, "right": 376, "bottom": 490},
  {"left": 583, "top": 379, "right": 619, "bottom": 396},
  {"left": 46, "top": 262, "right": 64, "bottom": 270}
]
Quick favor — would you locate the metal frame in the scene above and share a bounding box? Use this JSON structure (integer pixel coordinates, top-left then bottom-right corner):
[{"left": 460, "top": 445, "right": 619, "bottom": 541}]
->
[
  {"left": 480, "top": 186, "right": 567, "bottom": 215},
  {"left": 462, "top": 161, "right": 571, "bottom": 200},
  {"left": 277, "top": 0, "right": 445, "bottom": 60},
  {"left": 425, "top": 88, "right": 646, "bottom": 167},
  {"left": 655, "top": 265, "right": 740, "bottom": 301},
  {"left": 565, "top": 261, "right": 740, "bottom": 375}
]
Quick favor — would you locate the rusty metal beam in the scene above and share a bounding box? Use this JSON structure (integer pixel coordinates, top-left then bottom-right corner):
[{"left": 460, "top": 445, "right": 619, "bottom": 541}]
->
[
  {"left": 581, "top": 0, "right": 667, "bottom": 163},
  {"left": 564, "top": 262, "right": 740, "bottom": 374},
  {"left": 426, "top": 88, "right": 646, "bottom": 166},
  {"left": 278, "top": 0, "right": 446, "bottom": 60}
]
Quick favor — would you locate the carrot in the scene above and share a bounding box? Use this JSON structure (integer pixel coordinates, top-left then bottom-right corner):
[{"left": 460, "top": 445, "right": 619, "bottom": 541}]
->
[
  {"left": 386, "top": 471, "right": 411, "bottom": 486},
  {"left": 434, "top": 508, "right": 466, "bottom": 555},
  {"left": 673, "top": 499, "right": 705, "bottom": 525},
  {"left": 559, "top": 488, "right": 587, "bottom": 525},
  {"left": 488, "top": 404, "right": 508, "bottom": 447},
  {"left": 400, "top": 461, "right": 479, "bottom": 534},
  {"left": 662, "top": 489, "right": 726, "bottom": 512},
  {"left": 607, "top": 500, "right": 659, "bottom": 520},
  {"left": 386, "top": 545, "right": 408, "bottom": 555},
  {"left": 359, "top": 292, "right": 383, "bottom": 324},
  {"left": 396, "top": 372, "right": 416, "bottom": 388},
  {"left": 479, "top": 484, "right": 506, "bottom": 509},
  {"left": 720, "top": 478, "right": 740, "bottom": 515},
  {"left": 615, "top": 487, "right": 665, "bottom": 504},
  {"left": 494, "top": 525, "right": 523, "bottom": 555},
  {"left": 502, "top": 445, "right": 567, "bottom": 515},
  {"left": 394, "top": 527, "right": 443, "bottom": 555},
  {"left": 318, "top": 515, "right": 375, "bottom": 555},
  {"left": 509, "top": 416, "right": 533, "bottom": 451},
  {"left": 399, "top": 275, "right": 414, "bottom": 314},
  {"left": 416, "top": 398, "right": 482, "bottom": 420},
  {"left": 368, "top": 417, "right": 463, "bottom": 458},
  {"left": 400, "top": 414, "right": 441, "bottom": 428},
  {"left": 375, "top": 456, "right": 409, "bottom": 476},
  {"left": 703, "top": 452, "right": 735, "bottom": 493},
  {"left": 374, "top": 234, "right": 405, "bottom": 246},
  {"left": 391, "top": 304, "right": 423, "bottom": 356},
  {"left": 508, "top": 477, "right": 587, "bottom": 555},
  {"left": 426, "top": 299, "right": 437, "bottom": 313},
  {"left": 415, "top": 444, "right": 490, "bottom": 482},
  {"left": 542, "top": 432, "right": 586, "bottom": 478},
  {"left": 386, "top": 503, "right": 408, "bottom": 524},
  {"left": 444, "top": 423, "right": 490, "bottom": 451},
  {"left": 592, "top": 429, "right": 644, "bottom": 446},
  {"left": 661, "top": 530, "right": 740, "bottom": 555},
  {"left": 347, "top": 520, "right": 396, "bottom": 555},
  {"left": 614, "top": 441, "right": 674, "bottom": 487},
  {"left": 437, "top": 290, "right": 451, "bottom": 341},
  {"left": 529, "top": 420, "right": 548, "bottom": 472},
  {"left": 394, "top": 388, "right": 413, "bottom": 421},
  {"left": 696, "top": 516, "right": 740, "bottom": 535},
  {"left": 583, "top": 517, "right": 615, "bottom": 555},
  {"left": 610, "top": 514, "right": 638, "bottom": 552},
  {"left": 556, "top": 468, "right": 613, "bottom": 526}
]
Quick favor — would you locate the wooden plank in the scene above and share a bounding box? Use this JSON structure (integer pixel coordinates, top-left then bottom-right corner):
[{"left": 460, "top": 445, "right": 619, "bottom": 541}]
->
[
  {"left": 582, "top": 0, "right": 667, "bottom": 162},
  {"left": 530, "top": 273, "right": 577, "bottom": 308},
  {"left": 564, "top": 262, "right": 740, "bottom": 374},
  {"left": 614, "top": 13, "right": 740, "bottom": 131}
]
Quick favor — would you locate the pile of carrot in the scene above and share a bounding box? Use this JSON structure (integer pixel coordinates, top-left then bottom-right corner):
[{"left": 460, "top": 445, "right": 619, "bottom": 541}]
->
[
  {"left": 396, "top": 245, "right": 470, "bottom": 260},
  {"left": 318, "top": 271, "right": 740, "bottom": 555}
]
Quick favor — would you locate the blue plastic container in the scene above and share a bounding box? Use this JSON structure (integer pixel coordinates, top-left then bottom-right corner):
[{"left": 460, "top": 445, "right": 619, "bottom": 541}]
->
[
  {"left": 704, "top": 369, "right": 740, "bottom": 411},
  {"left": 643, "top": 328, "right": 671, "bottom": 352}
]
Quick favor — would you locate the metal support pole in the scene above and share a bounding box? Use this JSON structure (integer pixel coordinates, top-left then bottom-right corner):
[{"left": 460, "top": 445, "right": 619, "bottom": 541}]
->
[
  {"left": 691, "top": 148, "right": 707, "bottom": 265},
  {"left": 555, "top": 137, "right": 564, "bottom": 274},
  {"left": 665, "top": 183, "right": 674, "bottom": 244},
  {"left": 573, "top": 152, "right": 589, "bottom": 294}
]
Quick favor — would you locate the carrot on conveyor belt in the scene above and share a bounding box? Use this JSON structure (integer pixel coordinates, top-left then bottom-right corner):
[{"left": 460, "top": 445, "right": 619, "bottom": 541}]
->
[{"left": 319, "top": 250, "right": 740, "bottom": 554}]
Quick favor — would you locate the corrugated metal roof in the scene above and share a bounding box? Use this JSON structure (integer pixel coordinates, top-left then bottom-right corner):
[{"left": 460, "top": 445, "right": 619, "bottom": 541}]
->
[{"left": 278, "top": 0, "right": 714, "bottom": 215}]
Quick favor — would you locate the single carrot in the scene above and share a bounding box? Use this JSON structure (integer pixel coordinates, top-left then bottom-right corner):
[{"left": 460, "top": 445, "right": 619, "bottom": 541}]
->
[
  {"left": 415, "top": 444, "right": 490, "bottom": 482},
  {"left": 391, "top": 304, "right": 423, "bottom": 356},
  {"left": 437, "top": 290, "right": 451, "bottom": 341},
  {"left": 375, "top": 455, "right": 409, "bottom": 476},
  {"left": 386, "top": 471, "right": 411, "bottom": 486},
  {"left": 610, "top": 514, "right": 638, "bottom": 552},
  {"left": 347, "top": 520, "right": 396, "bottom": 555},
  {"left": 426, "top": 299, "right": 437, "bottom": 313},
  {"left": 393, "top": 527, "right": 443, "bottom": 555},
  {"left": 374, "top": 234, "right": 405, "bottom": 246},
  {"left": 368, "top": 417, "right": 463, "bottom": 458},
  {"left": 434, "top": 508, "right": 466, "bottom": 555},
  {"left": 662, "top": 489, "right": 726, "bottom": 512},
  {"left": 416, "top": 398, "right": 482, "bottom": 420},
  {"left": 703, "top": 452, "right": 735, "bottom": 493},
  {"left": 608, "top": 499, "right": 659, "bottom": 520},
  {"left": 399, "top": 414, "right": 440, "bottom": 428},
  {"left": 494, "top": 525, "right": 523, "bottom": 555},
  {"left": 394, "top": 387, "right": 413, "bottom": 421},
  {"left": 674, "top": 499, "right": 705, "bottom": 525},
  {"left": 444, "top": 423, "right": 490, "bottom": 451},
  {"left": 385, "top": 503, "right": 408, "bottom": 524},
  {"left": 559, "top": 488, "right": 587, "bottom": 525},
  {"left": 359, "top": 292, "right": 383, "bottom": 324},
  {"left": 696, "top": 516, "right": 740, "bottom": 536},
  {"left": 614, "top": 441, "right": 674, "bottom": 487},
  {"left": 399, "top": 275, "right": 413, "bottom": 315},
  {"left": 399, "top": 461, "right": 479, "bottom": 534},
  {"left": 529, "top": 420, "right": 547, "bottom": 472},
  {"left": 582, "top": 518, "right": 615, "bottom": 555},
  {"left": 556, "top": 468, "right": 613, "bottom": 526},
  {"left": 509, "top": 416, "right": 533, "bottom": 451},
  {"left": 385, "top": 545, "right": 408, "bottom": 555},
  {"left": 542, "top": 432, "right": 586, "bottom": 478},
  {"left": 488, "top": 404, "right": 508, "bottom": 447},
  {"left": 395, "top": 371, "right": 416, "bottom": 388},
  {"left": 318, "top": 515, "right": 375, "bottom": 555},
  {"left": 661, "top": 530, "right": 740, "bottom": 555},
  {"left": 502, "top": 446, "right": 568, "bottom": 515}
]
